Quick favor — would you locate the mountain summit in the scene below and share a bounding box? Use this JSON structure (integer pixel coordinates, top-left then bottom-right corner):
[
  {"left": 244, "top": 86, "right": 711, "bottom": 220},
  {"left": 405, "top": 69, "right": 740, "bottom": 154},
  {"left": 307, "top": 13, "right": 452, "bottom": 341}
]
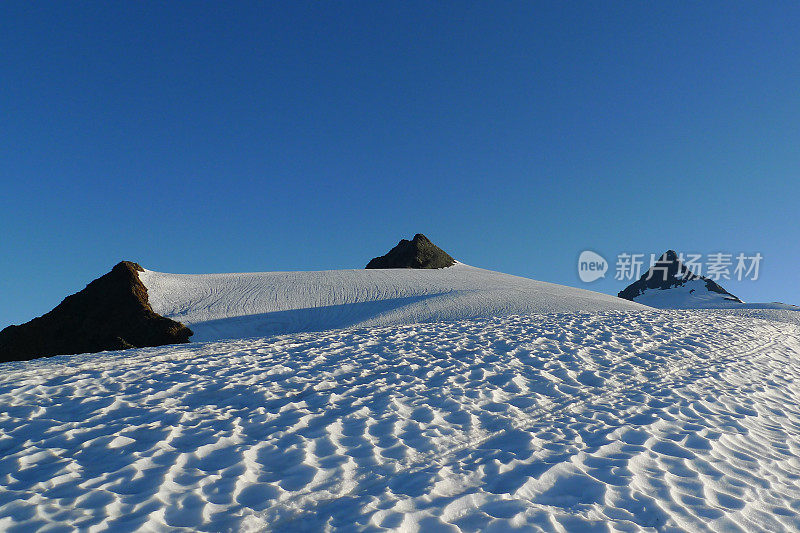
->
[
  {"left": 366, "top": 234, "right": 456, "bottom": 269},
  {"left": 618, "top": 250, "right": 742, "bottom": 308},
  {"left": 0, "top": 261, "right": 192, "bottom": 362}
]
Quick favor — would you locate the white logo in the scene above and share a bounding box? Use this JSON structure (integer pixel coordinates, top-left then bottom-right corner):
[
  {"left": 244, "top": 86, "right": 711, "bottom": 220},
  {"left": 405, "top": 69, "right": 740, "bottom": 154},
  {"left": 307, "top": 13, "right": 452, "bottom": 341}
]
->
[{"left": 578, "top": 251, "right": 608, "bottom": 282}]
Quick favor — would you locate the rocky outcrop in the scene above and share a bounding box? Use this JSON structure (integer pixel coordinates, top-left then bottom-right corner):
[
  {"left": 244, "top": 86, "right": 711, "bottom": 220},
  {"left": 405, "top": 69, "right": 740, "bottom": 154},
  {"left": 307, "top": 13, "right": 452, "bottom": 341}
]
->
[
  {"left": 366, "top": 234, "right": 456, "bottom": 269},
  {"left": 618, "top": 250, "right": 742, "bottom": 303},
  {"left": 0, "top": 261, "right": 193, "bottom": 363}
]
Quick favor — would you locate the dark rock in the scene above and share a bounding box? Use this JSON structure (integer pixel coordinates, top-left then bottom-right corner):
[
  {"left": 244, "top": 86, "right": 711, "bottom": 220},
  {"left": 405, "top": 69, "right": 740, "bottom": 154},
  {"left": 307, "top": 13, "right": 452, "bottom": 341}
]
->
[
  {"left": 0, "top": 261, "right": 193, "bottom": 363},
  {"left": 618, "top": 250, "right": 742, "bottom": 302},
  {"left": 366, "top": 234, "right": 456, "bottom": 269}
]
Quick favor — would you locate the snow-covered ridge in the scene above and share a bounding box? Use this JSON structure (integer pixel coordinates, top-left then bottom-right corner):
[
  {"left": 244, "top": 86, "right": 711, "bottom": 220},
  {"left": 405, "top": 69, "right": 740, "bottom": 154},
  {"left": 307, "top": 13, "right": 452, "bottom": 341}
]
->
[
  {"left": 631, "top": 278, "right": 745, "bottom": 309},
  {"left": 617, "top": 250, "right": 800, "bottom": 312},
  {"left": 632, "top": 279, "right": 800, "bottom": 310},
  {"left": 138, "top": 263, "right": 648, "bottom": 341}
]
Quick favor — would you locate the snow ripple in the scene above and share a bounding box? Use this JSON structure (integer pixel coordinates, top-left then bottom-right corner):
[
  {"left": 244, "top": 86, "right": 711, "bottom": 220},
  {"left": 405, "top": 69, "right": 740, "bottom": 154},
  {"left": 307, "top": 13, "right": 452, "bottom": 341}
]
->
[{"left": 0, "top": 311, "right": 799, "bottom": 531}]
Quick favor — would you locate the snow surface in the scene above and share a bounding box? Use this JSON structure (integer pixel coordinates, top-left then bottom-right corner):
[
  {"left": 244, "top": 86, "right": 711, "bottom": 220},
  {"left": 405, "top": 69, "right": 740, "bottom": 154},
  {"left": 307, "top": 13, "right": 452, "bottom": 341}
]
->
[
  {"left": 138, "top": 263, "right": 648, "bottom": 341},
  {"left": 2, "top": 311, "right": 800, "bottom": 531},
  {"left": 630, "top": 279, "right": 742, "bottom": 309},
  {"left": 704, "top": 307, "right": 800, "bottom": 327},
  {"left": 630, "top": 279, "right": 800, "bottom": 313}
]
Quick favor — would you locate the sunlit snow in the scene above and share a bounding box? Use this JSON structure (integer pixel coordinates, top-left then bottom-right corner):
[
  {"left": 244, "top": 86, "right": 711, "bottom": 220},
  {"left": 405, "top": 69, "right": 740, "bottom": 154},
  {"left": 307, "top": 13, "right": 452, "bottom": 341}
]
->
[
  {"left": 2, "top": 311, "right": 800, "bottom": 531},
  {"left": 2, "top": 265, "right": 800, "bottom": 531},
  {"left": 138, "top": 263, "right": 647, "bottom": 341}
]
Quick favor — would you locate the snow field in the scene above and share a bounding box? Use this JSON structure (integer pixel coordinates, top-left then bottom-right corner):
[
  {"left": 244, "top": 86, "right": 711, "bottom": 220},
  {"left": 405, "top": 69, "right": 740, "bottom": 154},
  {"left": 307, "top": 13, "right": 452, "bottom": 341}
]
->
[
  {"left": 1, "top": 311, "right": 799, "bottom": 531},
  {"left": 138, "top": 263, "right": 648, "bottom": 341}
]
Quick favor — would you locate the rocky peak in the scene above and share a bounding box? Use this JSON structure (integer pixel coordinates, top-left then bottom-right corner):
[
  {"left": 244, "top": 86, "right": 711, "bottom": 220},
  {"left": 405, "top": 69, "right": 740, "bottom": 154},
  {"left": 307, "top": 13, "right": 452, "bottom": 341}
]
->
[{"left": 366, "top": 234, "right": 456, "bottom": 269}]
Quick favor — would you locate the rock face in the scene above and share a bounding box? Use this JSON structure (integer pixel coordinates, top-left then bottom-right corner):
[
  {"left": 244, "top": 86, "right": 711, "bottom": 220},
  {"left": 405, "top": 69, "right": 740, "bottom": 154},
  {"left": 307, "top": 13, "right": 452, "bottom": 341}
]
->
[
  {"left": 0, "top": 261, "right": 193, "bottom": 363},
  {"left": 618, "top": 250, "right": 742, "bottom": 303},
  {"left": 366, "top": 234, "right": 456, "bottom": 269}
]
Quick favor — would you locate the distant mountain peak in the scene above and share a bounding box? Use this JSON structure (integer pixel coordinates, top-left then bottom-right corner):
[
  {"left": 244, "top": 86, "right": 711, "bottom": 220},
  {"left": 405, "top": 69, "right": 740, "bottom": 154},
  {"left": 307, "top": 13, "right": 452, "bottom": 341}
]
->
[
  {"left": 366, "top": 233, "right": 456, "bottom": 269},
  {"left": 618, "top": 250, "right": 742, "bottom": 306}
]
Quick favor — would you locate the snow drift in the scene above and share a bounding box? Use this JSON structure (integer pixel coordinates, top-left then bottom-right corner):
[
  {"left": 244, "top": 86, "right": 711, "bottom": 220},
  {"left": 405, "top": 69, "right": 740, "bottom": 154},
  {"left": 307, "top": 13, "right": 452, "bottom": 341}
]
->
[{"left": 138, "top": 263, "right": 648, "bottom": 341}]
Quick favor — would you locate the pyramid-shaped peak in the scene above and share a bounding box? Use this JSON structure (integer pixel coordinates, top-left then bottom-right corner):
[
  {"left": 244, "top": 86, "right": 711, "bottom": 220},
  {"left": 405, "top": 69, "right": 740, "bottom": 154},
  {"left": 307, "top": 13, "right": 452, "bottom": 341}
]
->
[
  {"left": 618, "top": 249, "right": 742, "bottom": 306},
  {"left": 0, "top": 261, "right": 192, "bottom": 362},
  {"left": 645, "top": 249, "right": 697, "bottom": 280},
  {"left": 366, "top": 234, "right": 456, "bottom": 269}
]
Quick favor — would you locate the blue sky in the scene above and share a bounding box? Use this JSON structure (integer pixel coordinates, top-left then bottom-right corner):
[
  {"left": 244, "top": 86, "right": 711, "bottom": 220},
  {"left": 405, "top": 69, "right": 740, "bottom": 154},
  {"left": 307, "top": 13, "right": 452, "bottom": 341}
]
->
[{"left": 2, "top": 2, "right": 799, "bottom": 327}]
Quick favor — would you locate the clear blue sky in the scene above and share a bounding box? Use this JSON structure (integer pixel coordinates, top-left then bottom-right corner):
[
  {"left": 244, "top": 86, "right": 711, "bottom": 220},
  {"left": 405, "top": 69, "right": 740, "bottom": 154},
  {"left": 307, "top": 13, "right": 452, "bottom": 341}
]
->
[{"left": 2, "top": 2, "right": 799, "bottom": 327}]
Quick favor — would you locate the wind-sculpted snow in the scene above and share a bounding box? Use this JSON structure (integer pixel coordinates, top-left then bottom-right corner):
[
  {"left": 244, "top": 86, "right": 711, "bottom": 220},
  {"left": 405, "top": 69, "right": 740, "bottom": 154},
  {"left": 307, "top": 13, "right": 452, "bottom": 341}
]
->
[
  {"left": 2, "top": 312, "right": 800, "bottom": 531},
  {"left": 704, "top": 307, "right": 800, "bottom": 327},
  {"left": 138, "top": 263, "right": 647, "bottom": 341}
]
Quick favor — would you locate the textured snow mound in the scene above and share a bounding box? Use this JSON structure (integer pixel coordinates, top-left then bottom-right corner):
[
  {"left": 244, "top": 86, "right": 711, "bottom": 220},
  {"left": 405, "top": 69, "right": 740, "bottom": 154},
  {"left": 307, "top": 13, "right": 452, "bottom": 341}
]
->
[
  {"left": 2, "top": 311, "right": 800, "bottom": 531},
  {"left": 138, "top": 263, "right": 647, "bottom": 341}
]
